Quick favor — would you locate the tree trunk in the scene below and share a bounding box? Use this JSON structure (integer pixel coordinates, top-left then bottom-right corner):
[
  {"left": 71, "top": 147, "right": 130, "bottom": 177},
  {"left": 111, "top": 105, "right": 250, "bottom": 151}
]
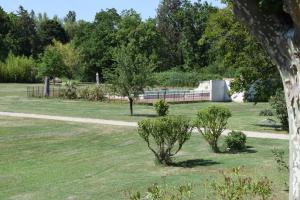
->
[
  {"left": 231, "top": 1, "right": 300, "bottom": 198},
  {"left": 129, "top": 97, "right": 133, "bottom": 116},
  {"left": 44, "top": 76, "right": 50, "bottom": 97}
]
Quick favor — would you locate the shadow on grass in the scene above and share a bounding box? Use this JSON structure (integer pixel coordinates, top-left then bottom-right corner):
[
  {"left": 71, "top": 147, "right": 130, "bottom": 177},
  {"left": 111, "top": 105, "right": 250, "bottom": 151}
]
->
[
  {"left": 225, "top": 146, "right": 257, "bottom": 154},
  {"left": 132, "top": 114, "right": 157, "bottom": 118},
  {"left": 253, "top": 123, "right": 283, "bottom": 131},
  {"left": 171, "top": 159, "right": 220, "bottom": 168}
]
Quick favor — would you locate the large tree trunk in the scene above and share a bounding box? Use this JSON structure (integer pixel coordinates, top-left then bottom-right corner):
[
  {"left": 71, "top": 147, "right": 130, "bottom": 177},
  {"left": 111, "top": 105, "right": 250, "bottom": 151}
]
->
[{"left": 231, "top": 1, "right": 300, "bottom": 199}]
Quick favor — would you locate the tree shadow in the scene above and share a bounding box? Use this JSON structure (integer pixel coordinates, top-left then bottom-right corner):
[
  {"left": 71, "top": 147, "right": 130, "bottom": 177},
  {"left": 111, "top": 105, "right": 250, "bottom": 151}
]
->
[
  {"left": 254, "top": 123, "right": 283, "bottom": 131},
  {"left": 225, "top": 146, "right": 257, "bottom": 154},
  {"left": 171, "top": 159, "right": 220, "bottom": 168},
  {"left": 132, "top": 114, "right": 157, "bottom": 118}
]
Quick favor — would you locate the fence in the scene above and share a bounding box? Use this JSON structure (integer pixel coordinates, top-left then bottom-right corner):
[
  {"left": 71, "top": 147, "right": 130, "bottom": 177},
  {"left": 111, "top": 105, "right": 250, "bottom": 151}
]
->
[{"left": 27, "top": 86, "right": 211, "bottom": 103}]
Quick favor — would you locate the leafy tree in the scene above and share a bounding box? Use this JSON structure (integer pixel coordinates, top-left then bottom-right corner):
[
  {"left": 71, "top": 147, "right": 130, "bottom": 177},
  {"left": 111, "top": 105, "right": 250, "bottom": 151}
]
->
[
  {"left": 138, "top": 116, "right": 192, "bottom": 165},
  {"left": 229, "top": 0, "right": 300, "bottom": 197},
  {"left": 39, "top": 45, "right": 67, "bottom": 83},
  {"left": 37, "top": 19, "right": 69, "bottom": 49},
  {"left": 107, "top": 43, "right": 155, "bottom": 116},
  {"left": 195, "top": 105, "right": 232, "bottom": 153},
  {"left": 63, "top": 11, "right": 78, "bottom": 40},
  {"left": 0, "top": 7, "right": 11, "bottom": 61},
  {"left": 270, "top": 90, "right": 288, "bottom": 130}
]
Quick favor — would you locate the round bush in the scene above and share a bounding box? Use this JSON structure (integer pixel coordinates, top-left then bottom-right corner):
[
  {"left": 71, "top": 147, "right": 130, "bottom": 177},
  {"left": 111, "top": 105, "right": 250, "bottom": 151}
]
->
[
  {"left": 225, "top": 131, "right": 247, "bottom": 151},
  {"left": 154, "top": 99, "right": 169, "bottom": 116}
]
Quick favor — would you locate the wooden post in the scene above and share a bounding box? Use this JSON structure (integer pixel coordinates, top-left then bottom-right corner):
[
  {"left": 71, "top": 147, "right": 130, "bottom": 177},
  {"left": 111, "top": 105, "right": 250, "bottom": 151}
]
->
[{"left": 44, "top": 76, "right": 50, "bottom": 97}]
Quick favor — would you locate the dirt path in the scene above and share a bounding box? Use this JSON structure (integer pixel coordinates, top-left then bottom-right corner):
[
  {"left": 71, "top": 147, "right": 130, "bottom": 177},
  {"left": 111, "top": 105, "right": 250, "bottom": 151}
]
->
[{"left": 0, "top": 111, "right": 289, "bottom": 140}]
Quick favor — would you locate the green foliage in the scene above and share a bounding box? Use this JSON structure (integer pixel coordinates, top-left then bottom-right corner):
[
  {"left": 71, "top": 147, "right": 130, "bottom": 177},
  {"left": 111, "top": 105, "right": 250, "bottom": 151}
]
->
[
  {"left": 138, "top": 116, "right": 192, "bottom": 165},
  {"left": 211, "top": 167, "right": 273, "bottom": 200},
  {"left": 259, "top": 109, "right": 273, "bottom": 116},
  {"left": 77, "top": 85, "right": 106, "bottom": 101},
  {"left": 154, "top": 71, "right": 221, "bottom": 87},
  {"left": 225, "top": 131, "right": 247, "bottom": 152},
  {"left": 195, "top": 106, "right": 232, "bottom": 153},
  {"left": 269, "top": 90, "right": 288, "bottom": 130},
  {"left": 0, "top": 53, "right": 38, "bottom": 83},
  {"left": 39, "top": 45, "right": 67, "bottom": 79},
  {"left": 271, "top": 148, "right": 289, "bottom": 190},
  {"left": 127, "top": 183, "right": 193, "bottom": 200},
  {"left": 61, "top": 80, "right": 78, "bottom": 99},
  {"left": 154, "top": 99, "right": 169, "bottom": 117}
]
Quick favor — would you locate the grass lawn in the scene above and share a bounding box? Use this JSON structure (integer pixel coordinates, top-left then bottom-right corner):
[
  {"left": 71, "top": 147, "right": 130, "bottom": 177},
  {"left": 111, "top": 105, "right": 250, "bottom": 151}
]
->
[
  {"left": 0, "top": 83, "right": 285, "bottom": 133},
  {"left": 0, "top": 116, "right": 288, "bottom": 199}
]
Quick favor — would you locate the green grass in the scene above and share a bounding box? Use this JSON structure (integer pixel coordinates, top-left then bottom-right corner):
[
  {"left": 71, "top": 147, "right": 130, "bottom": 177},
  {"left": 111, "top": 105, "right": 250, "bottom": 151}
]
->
[
  {"left": 0, "top": 84, "right": 285, "bottom": 133},
  {"left": 0, "top": 116, "right": 288, "bottom": 199}
]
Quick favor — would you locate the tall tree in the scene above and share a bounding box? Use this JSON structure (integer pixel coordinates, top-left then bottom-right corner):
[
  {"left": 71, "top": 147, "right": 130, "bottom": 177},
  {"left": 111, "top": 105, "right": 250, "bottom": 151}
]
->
[
  {"left": 107, "top": 43, "right": 155, "bottom": 116},
  {"left": 229, "top": 0, "right": 300, "bottom": 198},
  {"left": 0, "top": 7, "right": 11, "bottom": 61},
  {"left": 64, "top": 11, "right": 78, "bottom": 40}
]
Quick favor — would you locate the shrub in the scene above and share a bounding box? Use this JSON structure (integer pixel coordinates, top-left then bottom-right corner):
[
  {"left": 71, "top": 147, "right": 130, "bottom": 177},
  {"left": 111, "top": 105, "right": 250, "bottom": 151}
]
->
[
  {"left": 138, "top": 116, "right": 192, "bottom": 165},
  {"left": 61, "top": 80, "right": 78, "bottom": 99},
  {"left": 269, "top": 90, "right": 288, "bottom": 130},
  {"left": 77, "top": 85, "right": 106, "bottom": 101},
  {"left": 225, "top": 131, "right": 247, "bottom": 152},
  {"left": 195, "top": 106, "right": 232, "bottom": 153},
  {"left": 127, "top": 183, "right": 193, "bottom": 200},
  {"left": 154, "top": 99, "right": 169, "bottom": 116},
  {"left": 271, "top": 149, "right": 289, "bottom": 190},
  {"left": 211, "top": 167, "right": 273, "bottom": 200},
  {"left": 0, "top": 53, "right": 38, "bottom": 83},
  {"left": 259, "top": 109, "right": 273, "bottom": 116}
]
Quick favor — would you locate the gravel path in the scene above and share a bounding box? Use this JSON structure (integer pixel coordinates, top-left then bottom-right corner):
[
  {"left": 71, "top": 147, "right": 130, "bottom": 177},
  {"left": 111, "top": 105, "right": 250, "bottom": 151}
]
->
[{"left": 0, "top": 111, "right": 289, "bottom": 140}]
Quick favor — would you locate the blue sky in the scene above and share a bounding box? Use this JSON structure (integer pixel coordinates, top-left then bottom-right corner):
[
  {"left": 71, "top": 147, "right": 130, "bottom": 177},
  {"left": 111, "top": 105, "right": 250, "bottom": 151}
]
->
[{"left": 0, "top": 0, "right": 224, "bottom": 21}]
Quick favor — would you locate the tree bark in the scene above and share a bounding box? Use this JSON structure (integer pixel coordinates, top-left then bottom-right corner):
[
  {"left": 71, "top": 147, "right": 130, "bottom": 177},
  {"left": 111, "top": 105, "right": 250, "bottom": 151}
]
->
[
  {"left": 129, "top": 97, "right": 133, "bottom": 116},
  {"left": 231, "top": 1, "right": 300, "bottom": 199},
  {"left": 44, "top": 76, "right": 50, "bottom": 97}
]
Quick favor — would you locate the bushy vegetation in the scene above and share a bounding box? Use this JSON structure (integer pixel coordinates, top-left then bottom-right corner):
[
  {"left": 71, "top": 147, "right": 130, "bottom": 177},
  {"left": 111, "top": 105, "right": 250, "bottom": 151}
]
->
[
  {"left": 61, "top": 80, "right": 78, "bottom": 99},
  {"left": 138, "top": 116, "right": 192, "bottom": 165},
  {"left": 195, "top": 106, "right": 232, "bottom": 153},
  {"left": 269, "top": 90, "right": 288, "bottom": 130},
  {"left": 225, "top": 131, "right": 247, "bottom": 152},
  {"left": 259, "top": 109, "right": 274, "bottom": 116},
  {"left": 0, "top": 53, "right": 38, "bottom": 83},
  {"left": 211, "top": 168, "right": 273, "bottom": 200},
  {"left": 154, "top": 99, "right": 169, "bottom": 116},
  {"left": 154, "top": 71, "right": 221, "bottom": 87}
]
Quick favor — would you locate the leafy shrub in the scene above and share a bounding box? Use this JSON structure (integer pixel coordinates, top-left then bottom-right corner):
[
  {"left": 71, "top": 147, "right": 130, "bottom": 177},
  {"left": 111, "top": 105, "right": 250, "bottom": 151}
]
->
[
  {"left": 0, "top": 53, "right": 38, "bottom": 83},
  {"left": 211, "top": 167, "right": 273, "bottom": 200},
  {"left": 195, "top": 106, "right": 232, "bottom": 153},
  {"left": 259, "top": 109, "right": 273, "bottom": 116},
  {"left": 225, "top": 131, "right": 247, "bottom": 152},
  {"left": 154, "top": 71, "right": 221, "bottom": 87},
  {"left": 61, "top": 80, "right": 78, "bottom": 99},
  {"left": 127, "top": 183, "right": 193, "bottom": 200},
  {"left": 269, "top": 90, "right": 288, "bottom": 130},
  {"left": 271, "top": 149, "right": 289, "bottom": 190},
  {"left": 138, "top": 116, "right": 192, "bottom": 165},
  {"left": 154, "top": 99, "right": 169, "bottom": 116},
  {"left": 78, "top": 86, "right": 106, "bottom": 101}
]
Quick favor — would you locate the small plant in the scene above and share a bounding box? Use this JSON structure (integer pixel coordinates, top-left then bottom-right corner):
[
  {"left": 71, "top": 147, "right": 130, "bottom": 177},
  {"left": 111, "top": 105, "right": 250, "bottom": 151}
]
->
[
  {"left": 126, "top": 182, "right": 193, "bottom": 200},
  {"left": 138, "top": 116, "right": 192, "bottom": 165},
  {"left": 195, "top": 106, "right": 232, "bottom": 153},
  {"left": 225, "top": 131, "right": 247, "bottom": 152},
  {"left": 62, "top": 80, "right": 78, "bottom": 99},
  {"left": 77, "top": 85, "right": 106, "bottom": 101},
  {"left": 259, "top": 109, "right": 273, "bottom": 116},
  {"left": 271, "top": 148, "right": 289, "bottom": 190},
  {"left": 269, "top": 90, "right": 288, "bottom": 130},
  {"left": 211, "top": 167, "right": 273, "bottom": 200},
  {"left": 154, "top": 99, "right": 169, "bottom": 116}
]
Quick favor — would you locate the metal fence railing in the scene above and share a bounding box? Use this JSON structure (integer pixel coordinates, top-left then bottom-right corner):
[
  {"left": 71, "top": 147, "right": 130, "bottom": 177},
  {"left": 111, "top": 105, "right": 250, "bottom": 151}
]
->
[{"left": 27, "top": 86, "right": 211, "bottom": 103}]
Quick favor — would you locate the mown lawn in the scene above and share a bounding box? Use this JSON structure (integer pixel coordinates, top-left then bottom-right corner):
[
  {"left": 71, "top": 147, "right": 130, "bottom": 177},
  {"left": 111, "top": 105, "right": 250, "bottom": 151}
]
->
[
  {"left": 0, "top": 83, "right": 284, "bottom": 133},
  {"left": 0, "top": 116, "right": 288, "bottom": 199}
]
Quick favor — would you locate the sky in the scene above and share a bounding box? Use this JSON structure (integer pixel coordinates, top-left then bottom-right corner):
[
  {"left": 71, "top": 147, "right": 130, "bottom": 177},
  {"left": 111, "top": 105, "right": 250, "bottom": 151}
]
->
[{"left": 0, "top": 0, "right": 225, "bottom": 21}]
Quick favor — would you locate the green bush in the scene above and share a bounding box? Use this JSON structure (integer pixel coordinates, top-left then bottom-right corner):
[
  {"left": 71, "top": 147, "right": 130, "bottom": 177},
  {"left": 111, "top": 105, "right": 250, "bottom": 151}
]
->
[
  {"left": 259, "top": 109, "right": 274, "bottom": 116},
  {"left": 61, "top": 80, "right": 78, "bottom": 99},
  {"left": 154, "top": 71, "right": 221, "bottom": 87},
  {"left": 225, "top": 131, "right": 247, "bottom": 152},
  {"left": 195, "top": 106, "right": 232, "bottom": 153},
  {"left": 154, "top": 99, "right": 169, "bottom": 116},
  {"left": 211, "top": 167, "right": 273, "bottom": 200},
  {"left": 138, "top": 116, "right": 192, "bottom": 165},
  {"left": 269, "top": 90, "right": 288, "bottom": 130},
  {"left": 0, "top": 53, "right": 38, "bottom": 83},
  {"left": 78, "top": 85, "right": 106, "bottom": 101}
]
